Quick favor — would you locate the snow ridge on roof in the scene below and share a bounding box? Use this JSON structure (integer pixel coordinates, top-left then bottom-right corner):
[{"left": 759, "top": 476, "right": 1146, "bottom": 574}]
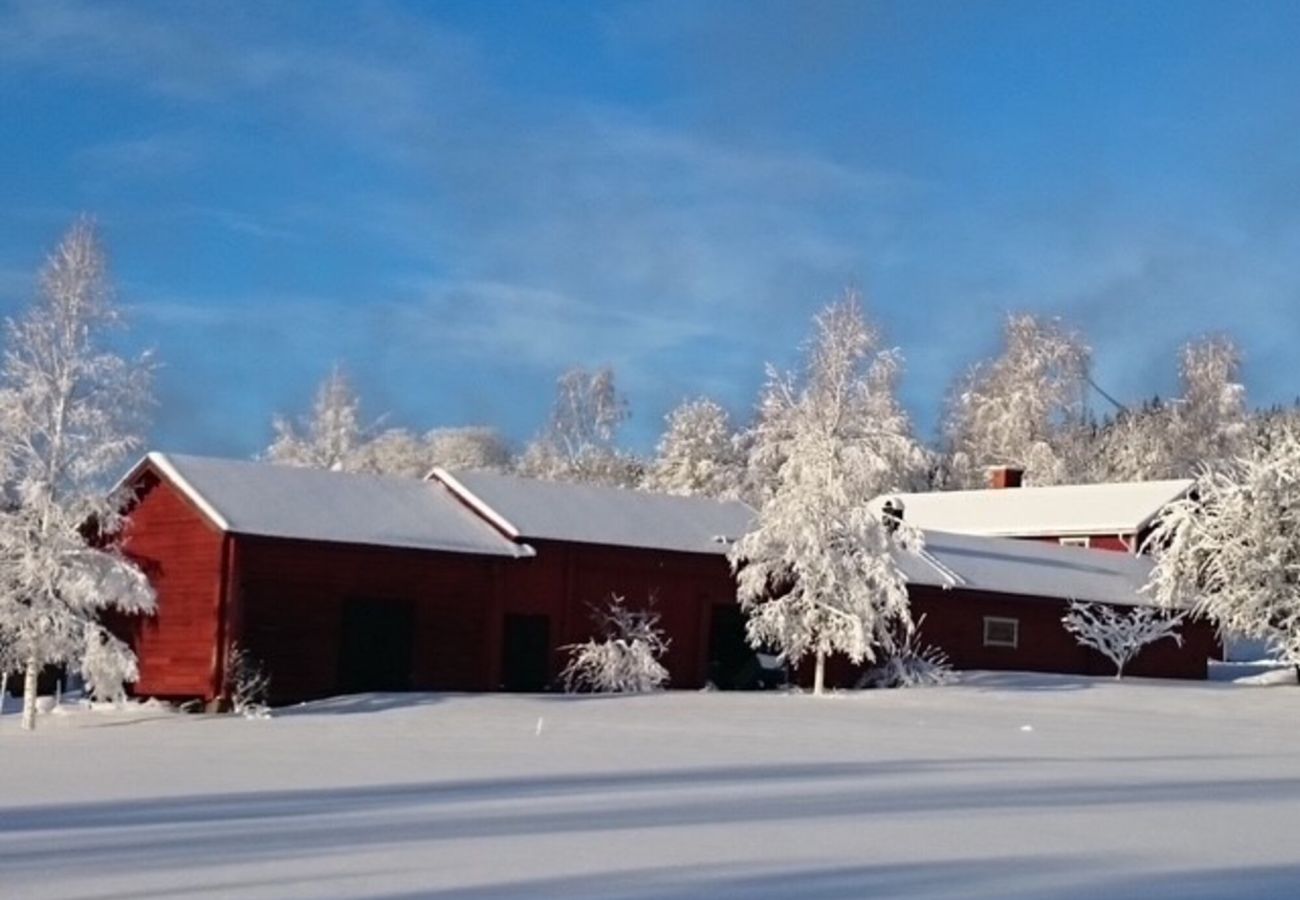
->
[
  {"left": 130, "top": 453, "right": 530, "bottom": 558},
  {"left": 870, "top": 479, "right": 1193, "bottom": 538},
  {"left": 432, "top": 468, "right": 755, "bottom": 556},
  {"left": 898, "top": 529, "right": 1158, "bottom": 607}
]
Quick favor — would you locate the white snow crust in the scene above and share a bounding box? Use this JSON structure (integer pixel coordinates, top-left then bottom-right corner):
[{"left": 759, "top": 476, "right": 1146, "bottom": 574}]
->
[{"left": 3, "top": 674, "right": 1299, "bottom": 899}]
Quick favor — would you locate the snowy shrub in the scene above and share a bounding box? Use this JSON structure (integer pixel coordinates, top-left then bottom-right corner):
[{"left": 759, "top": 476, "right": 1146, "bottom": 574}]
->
[
  {"left": 79, "top": 624, "right": 139, "bottom": 704},
  {"left": 561, "top": 595, "right": 670, "bottom": 693},
  {"left": 225, "top": 644, "right": 271, "bottom": 717},
  {"left": 860, "top": 616, "right": 956, "bottom": 689},
  {"left": 1061, "top": 601, "right": 1184, "bottom": 679}
]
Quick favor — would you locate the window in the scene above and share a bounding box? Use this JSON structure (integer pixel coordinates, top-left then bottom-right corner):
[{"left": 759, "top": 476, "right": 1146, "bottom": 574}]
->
[
  {"left": 983, "top": 616, "right": 1019, "bottom": 648},
  {"left": 1059, "top": 536, "right": 1091, "bottom": 548}
]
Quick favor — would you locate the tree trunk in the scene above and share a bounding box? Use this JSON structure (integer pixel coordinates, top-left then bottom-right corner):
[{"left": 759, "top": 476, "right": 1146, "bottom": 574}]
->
[
  {"left": 21, "top": 658, "right": 39, "bottom": 731},
  {"left": 813, "top": 650, "right": 826, "bottom": 696},
  {"left": 0, "top": 670, "right": 8, "bottom": 716}
]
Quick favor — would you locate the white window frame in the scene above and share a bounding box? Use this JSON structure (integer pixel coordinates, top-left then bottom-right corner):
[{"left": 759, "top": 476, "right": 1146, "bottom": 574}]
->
[
  {"left": 1058, "top": 536, "right": 1091, "bottom": 548},
  {"left": 983, "top": 616, "right": 1019, "bottom": 649}
]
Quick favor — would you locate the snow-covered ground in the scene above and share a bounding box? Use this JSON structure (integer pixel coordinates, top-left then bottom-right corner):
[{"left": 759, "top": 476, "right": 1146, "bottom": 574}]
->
[{"left": 3, "top": 673, "right": 1299, "bottom": 899}]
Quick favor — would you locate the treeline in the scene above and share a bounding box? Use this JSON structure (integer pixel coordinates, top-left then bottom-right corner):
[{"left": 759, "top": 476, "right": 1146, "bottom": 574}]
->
[{"left": 268, "top": 300, "right": 1269, "bottom": 502}]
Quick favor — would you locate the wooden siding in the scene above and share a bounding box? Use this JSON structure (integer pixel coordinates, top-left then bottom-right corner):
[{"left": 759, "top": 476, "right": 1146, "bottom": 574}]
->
[
  {"left": 1026, "top": 534, "right": 1133, "bottom": 553},
  {"left": 496, "top": 540, "right": 737, "bottom": 690},
  {"left": 233, "top": 535, "right": 504, "bottom": 703},
  {"left": 119, "top": 470, "right": 226, "bottom": 699}
]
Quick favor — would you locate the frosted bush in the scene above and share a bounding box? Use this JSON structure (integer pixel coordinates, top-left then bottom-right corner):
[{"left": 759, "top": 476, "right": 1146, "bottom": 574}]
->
[
  {"left": 79, "top": 625, "right": 139, "bottom": 704},
  {"left": 860, "top": 616, "right": 956, "bottom": 688},
  {"left": 224, "top": 644, "right": 271, "bottom": 717},
  {"left": 561, "top": 595, "right": 670, "bottom": 693}
]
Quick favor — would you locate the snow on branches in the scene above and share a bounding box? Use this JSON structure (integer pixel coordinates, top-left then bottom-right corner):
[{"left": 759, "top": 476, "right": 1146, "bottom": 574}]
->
[
  {"left": 642, "top": 396, "right": 743, "bottom": 498},
  {"left": 943, "top": 314, "right": 1090, "bottom": 487},
  {"left": 1060, "top": 601, "right": 1184, "bottom": 679},
  {"left": 860, "top": 615, "right": 956, "bottom": 689},
  {"left": 0, "top": 219, "right": 155, "bottom": 730},
  {"left": 731, "top": 291, "right": 925, "bottom": 695},
  {"left": 520, "top": 366, "right": 641, "bottom": 487},
  {"left": 1144, "top": 427, "right": 1300, "bottom": 668},
  {"left": 267, "top": 365, "right": 375, "bottom": 473},
  {"left": 561, "top": 595, "right": 670, "bottom": 693}
]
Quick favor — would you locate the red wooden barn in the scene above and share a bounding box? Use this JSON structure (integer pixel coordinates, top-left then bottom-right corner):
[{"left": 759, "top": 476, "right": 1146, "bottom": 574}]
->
[
  {"left": 113, "top": 453, "right": 1217, "bottom": 706},
  {"left": 115, "top": 453, "right": 750, "bottom": 704},
  {"left": 870, "top": 468, "right": 1194, "bottom": 553}
]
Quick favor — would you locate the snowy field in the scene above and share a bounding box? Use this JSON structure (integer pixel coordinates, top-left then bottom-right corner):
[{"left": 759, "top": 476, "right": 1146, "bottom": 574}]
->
[{"left": 3, "top": 673, "right": 1300, "bottom": 900}]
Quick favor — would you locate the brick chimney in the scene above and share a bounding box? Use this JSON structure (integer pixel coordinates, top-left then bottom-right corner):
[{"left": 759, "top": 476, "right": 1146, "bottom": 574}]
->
[{"left": 988, "top": 465, "right": 1024, "bottom": 489}]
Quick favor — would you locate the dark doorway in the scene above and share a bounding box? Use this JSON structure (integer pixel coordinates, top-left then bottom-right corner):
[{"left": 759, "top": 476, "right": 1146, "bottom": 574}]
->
[
  {"left": 708, "top": 603, "right": 783, "bottom": 689},
  {"left": 338, "top": 598, "right": 414, "bottom": 693},
  {"left": 501, "top": 614, "right": 551, "bottom": 691}
]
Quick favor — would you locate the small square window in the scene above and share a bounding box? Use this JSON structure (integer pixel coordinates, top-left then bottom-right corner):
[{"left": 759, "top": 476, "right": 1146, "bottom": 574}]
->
[
  {"left": 1058, "top": 536, "right": 1091, "bottom": 548},
  {"left": 983, "top": 616, "right": 1019, "bottom": 648}
]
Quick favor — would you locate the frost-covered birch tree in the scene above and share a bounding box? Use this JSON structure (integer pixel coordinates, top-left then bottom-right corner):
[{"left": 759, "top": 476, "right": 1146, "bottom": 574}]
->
[
  {"left": 1169, "top": 336, "right": 1248, "bottom": 475},
  {"left": 943, "top": 314, "right": 1091, "bottom": 487},
  {"left": 1144, "top": 430, "right": 1300, "bottom": 674},
  {"left": 1060, "top": 601, "right": 1184, "bottom": 679},
  {"left": 266, "top": 365, "right": 375, "bottom": 472},
  {"left": 520, "top": 366, "right": 641, "bottom": 487},
  {"left": 0, "top": 219, "right": 155, "bottom": 730},
  {"left": 642, "top": 397, "right": 743, "bottom": 498},
  {"left": 730, "top": 291, "right": 926, "bottom": 695}
]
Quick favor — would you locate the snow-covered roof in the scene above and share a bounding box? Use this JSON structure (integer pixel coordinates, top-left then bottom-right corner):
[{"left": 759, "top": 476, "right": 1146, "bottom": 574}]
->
[
  {"left": 122, "top": 453, "right": 531, "bottom": 558},
  {"left": 897, "top": 529, "right": 1158, "bottom": 607},
  {"left": 869, "top": 479, "right": 1193, "bottom": 539},
  {"left": 432, "top": 468, "right": 755, "bottom": 556}
]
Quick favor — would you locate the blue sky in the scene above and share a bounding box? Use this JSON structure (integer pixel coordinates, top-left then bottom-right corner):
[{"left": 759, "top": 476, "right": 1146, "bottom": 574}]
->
[{"left": 2, "top": 0, "right": 1299, "bottom": 458}]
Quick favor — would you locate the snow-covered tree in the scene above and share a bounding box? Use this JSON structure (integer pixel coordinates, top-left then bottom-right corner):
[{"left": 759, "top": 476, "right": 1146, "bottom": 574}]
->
[
  {"left": 424, "top": 426, "right": 512, "bottom": 473},
  {"left": 642, "top": 397, "right": 743, "bottom": 498},
  {"left": 1144, "top": 431, "right": 1300, "bottom": 673},
  {"left": 1169, "top": 336, "right": 1248, "bottom": 474},
  {"left": 730, "top": 291, "right": 926, "bottom": 695},
  {"left": 1085, "top": 398, "right": 1177, "bottom": 483},
  {"left": 520, "top": 366, "right": 641, "bottom": 487},
  {"left": 560, "top": 594, "right": 670, "bottom": 693},
  {"left": 1060, "top": 600, "right": 1184, "bottom": 679},
  {"left": 0, "top": 219, "right": 156, "bottom": 731},
  {"left": 266, "top": 365, "right": 374, "bottom": 472},
  {"left": 943, "top": 314, "right": 1091, "bottom": 487}
]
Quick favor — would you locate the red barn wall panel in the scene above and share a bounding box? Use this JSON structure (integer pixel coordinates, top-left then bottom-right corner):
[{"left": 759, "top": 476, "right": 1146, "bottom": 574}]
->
[
  {"left": 1026, "top": 534, "right": 1132, "bottom": 552},
  {"left": 495, "top": 541, "right": 736, "bottom": 690},
  {"left": 233, "top": 536, "right": 501, "bottom": 703},
  {"left": 119, "top": 472, "right": 225, "bottom": 698}
]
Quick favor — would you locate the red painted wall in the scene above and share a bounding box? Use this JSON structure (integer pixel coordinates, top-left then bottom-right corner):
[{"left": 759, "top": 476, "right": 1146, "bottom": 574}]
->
[
  {"left": 233, "top": 535, "right": 505, "bottom": 703},
  {"left": 119, "top": 471, "right": 226, "bottom": 699},
  {"left": 916, "top": 585, "right": 1215, "bottom": 679},
  {"left": 497, "top": 540, "right": 737, "bottom": 690},
  {"left": 1026, "top": 534, "right": 1133, "bottom": 553}
]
